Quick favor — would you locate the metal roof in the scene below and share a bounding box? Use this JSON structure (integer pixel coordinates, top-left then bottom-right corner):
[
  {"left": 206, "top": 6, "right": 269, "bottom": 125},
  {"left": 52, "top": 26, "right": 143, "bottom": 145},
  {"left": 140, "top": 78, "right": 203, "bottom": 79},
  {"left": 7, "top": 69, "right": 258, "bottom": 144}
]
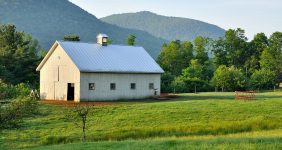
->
[
  {"left": 97, "top": 33, "right": 108, "bottom": 38},
  {"left": 55, "top": 41, "right": 164, "bottom": 73}
]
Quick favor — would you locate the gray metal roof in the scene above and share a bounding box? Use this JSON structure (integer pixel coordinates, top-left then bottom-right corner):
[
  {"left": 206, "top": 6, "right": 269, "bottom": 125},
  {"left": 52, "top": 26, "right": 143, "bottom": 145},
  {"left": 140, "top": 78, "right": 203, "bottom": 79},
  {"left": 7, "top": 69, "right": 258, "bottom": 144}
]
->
[
  {"left": 97, "top": 33, "right": 108, "bottom": 38},
  {"left": 57, "top": 41, "right": 164, "bottom": 73}
]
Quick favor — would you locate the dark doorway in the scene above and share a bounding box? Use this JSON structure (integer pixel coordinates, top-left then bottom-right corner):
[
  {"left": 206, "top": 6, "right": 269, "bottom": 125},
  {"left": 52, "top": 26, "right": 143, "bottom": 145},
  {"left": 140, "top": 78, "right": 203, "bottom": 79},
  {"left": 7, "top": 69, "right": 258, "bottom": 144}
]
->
[{"left": 67, "top": 83, "right": 75, "bottom": 101}]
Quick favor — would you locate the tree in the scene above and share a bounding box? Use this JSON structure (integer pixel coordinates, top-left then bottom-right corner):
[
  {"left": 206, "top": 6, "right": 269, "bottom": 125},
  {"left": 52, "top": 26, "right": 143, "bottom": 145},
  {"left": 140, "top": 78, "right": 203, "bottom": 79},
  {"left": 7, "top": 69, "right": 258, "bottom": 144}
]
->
[
  {"left": 64, "top": 34, "right": 80, "bottom": 41},
  {"left": 212, "top": 38, "right": 228, "bottom": 68},
  {"left": 249, "top": 33, "right": 268, "bottom": 60},
  {"left": 157, "top": 40, "right": 194, "bottom": 76},
  {"left": 0, "top": 24, "right": 41, "bottom": 86},
  {"left": 127, "top": 34, "right": 136, "bottom": 46},
  {"left": 174, "top": 59, "right": 205, "bottom": 93},
  {"left": 107, "top": 38, "right": 113, "bottom": 44},
  {"left": 225, "top": 28, "right": 248, "bottom": 68},
  {"left": 212, "top": 65, "right": 245, "bottom": 91},
  {"left": 194, "top": 36, "right": 209, "bottom": 65},
  {"left": 260, "top": 48, "right": 276, "bottom": 70},
  {"left": 66, "top": 105, "right": 92, "bottom": 142},
  {"left": 182, "top": 59, "right": 203, "bottom": 93},
  {"left": 268, "top": 32, "right": 282, "bottom": 83},
  {"left": 212, "top": 28, "right": 248, "bottom": 68},
  {"left": 160, "top": 72, "right": 175, "bottom": 93},
  {"left": 249, "top": 69, "right": 276, "bottom": 91},
  {"left": 245, "top": 33, "right": 269, "bottom": 76}
]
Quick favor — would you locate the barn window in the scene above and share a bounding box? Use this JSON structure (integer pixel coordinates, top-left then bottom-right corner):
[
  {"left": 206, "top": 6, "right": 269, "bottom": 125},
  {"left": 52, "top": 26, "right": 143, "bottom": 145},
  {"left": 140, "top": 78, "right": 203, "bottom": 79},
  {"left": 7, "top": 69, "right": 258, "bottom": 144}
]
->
[
  {"left": 89, "top": 83, "right": 95, "bottom": 90},
  {"left": 149, "top": 83, "right": 154, "bottom": 89},
  {"left": 130, "top": 83, "right": 136, "bottom": 90},
  {"left": 110, "top": 83, "right": 116, "bottom": 90}
]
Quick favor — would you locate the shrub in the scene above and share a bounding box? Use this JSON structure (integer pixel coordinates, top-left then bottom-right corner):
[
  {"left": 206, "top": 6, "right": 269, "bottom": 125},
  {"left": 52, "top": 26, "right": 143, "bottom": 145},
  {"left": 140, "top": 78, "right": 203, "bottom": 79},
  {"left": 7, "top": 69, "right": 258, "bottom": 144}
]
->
[
  {"left": 0, "top": 80, "right": 32, "bottom": 100},
  {"left": 212, "top": 65, "right": 245, "bottom": 91},
  {"left": 14, "top": 83, "right": 31, "bottom": 97},
  {"left": 0, "top": 80, "right": 16, "bottom": 99},
  {"left": 249, "top": 69, "right": 276, "bottom": 90},
  {"left": 0, "top": 96, "right": 38, "bottom": 129}
]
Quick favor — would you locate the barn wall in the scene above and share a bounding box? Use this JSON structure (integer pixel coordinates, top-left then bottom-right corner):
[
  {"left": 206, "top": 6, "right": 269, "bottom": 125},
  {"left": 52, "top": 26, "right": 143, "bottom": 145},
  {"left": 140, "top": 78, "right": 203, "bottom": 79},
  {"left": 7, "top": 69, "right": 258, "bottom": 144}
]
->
[
  {"left": 40, "top": 45, "right": 80, "bottom": 101},
  {"left": 80, "top": 73, "right": 161, "bottom": 101}
]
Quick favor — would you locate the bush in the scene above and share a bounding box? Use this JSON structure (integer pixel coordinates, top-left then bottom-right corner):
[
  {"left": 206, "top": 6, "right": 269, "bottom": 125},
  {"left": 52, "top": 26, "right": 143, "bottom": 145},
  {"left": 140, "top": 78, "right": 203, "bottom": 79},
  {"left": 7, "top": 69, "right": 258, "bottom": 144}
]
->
[
  {"left": 0, "top": 80, "right": 16, "bottom": 99},
  {"left": 14, "top": 83, "right": 31, "bottom": 97},
  {"left": 0, "top": 80, "right": 31, "bottom": 100},
  {"left": 0, "top": 96, "right": 38, "bottom": 129},
  {"left": 212, "top": 65, "right": 245, "bottom": 91},
  {"left": 249, "top": 69, "right": 276, "bottom": 90}
]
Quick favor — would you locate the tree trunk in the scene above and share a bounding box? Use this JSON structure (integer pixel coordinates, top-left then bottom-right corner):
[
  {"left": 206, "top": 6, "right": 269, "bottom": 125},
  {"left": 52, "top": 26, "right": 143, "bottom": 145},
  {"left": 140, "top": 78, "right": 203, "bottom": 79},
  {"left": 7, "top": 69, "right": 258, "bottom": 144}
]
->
[{"left": 82, "top": 116, "right": 86, "bottom": 142}]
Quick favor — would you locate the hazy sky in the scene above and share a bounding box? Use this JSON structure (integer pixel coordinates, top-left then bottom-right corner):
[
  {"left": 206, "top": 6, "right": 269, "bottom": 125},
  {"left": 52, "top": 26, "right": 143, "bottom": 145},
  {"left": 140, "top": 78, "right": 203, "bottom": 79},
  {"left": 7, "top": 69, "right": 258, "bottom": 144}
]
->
[{"left": 69, "top": 0, "right": 282, "bottom": 39}]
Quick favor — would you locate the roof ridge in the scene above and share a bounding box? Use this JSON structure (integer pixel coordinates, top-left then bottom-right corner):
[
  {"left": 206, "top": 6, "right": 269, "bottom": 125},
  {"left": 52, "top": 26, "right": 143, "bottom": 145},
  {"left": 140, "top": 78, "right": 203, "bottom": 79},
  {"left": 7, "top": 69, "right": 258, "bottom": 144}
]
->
[{"left": 57, "top": 41, "right": 143, "bottom": 48}]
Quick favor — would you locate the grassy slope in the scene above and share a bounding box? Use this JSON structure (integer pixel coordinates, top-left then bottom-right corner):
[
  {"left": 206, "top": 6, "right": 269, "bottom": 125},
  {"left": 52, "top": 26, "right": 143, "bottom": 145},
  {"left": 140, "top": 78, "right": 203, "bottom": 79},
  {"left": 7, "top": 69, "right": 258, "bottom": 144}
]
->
[{"left": 1, "top": 91, "right": 282, "bottom": 149}]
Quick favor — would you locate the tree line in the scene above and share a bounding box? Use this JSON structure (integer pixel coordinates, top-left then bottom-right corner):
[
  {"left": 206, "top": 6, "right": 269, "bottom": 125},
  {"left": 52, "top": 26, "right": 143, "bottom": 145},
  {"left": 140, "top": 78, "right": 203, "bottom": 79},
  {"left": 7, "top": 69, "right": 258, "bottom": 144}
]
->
[{"left": 158, "top": 28, "right": 282, "bottom": 93}]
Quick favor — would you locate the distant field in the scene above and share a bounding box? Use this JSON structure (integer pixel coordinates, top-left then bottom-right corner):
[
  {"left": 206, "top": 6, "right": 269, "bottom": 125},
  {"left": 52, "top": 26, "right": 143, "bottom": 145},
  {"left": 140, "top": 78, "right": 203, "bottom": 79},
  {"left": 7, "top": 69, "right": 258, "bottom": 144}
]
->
[{"left": 1, "top": 91, "right": 282, "bottom": 149}]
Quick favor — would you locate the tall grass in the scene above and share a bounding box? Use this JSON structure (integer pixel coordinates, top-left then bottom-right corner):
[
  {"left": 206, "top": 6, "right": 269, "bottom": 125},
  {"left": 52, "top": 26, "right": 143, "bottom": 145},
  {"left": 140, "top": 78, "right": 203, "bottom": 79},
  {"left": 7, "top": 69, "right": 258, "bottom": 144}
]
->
[
  {"left": 29, "top": 136, "right": 282, "bottom": 150},
  {"left": 1, "top": 91, "right": 282, "bottom": 149}
]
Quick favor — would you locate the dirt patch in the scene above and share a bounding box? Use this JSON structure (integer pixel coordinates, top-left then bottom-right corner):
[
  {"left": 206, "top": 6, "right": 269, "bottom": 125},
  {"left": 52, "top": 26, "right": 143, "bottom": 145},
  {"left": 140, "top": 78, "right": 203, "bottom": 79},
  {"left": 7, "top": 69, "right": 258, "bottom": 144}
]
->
[
  {"left": 160, "top": 93, "right": 179, "bottom": 98},
  {"left": 41, "top": 100, "right": 115, "bottom": 107},
  {"left": 40, "top": 94, "right": 179, "bottom": 107}
]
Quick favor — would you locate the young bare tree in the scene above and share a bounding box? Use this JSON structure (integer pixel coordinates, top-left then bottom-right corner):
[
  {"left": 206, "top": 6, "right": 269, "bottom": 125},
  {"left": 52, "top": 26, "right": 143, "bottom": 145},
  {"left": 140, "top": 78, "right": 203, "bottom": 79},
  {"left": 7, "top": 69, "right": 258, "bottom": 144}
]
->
[{"left": 66, "top": 105, "right": 93, "bottom": 142}]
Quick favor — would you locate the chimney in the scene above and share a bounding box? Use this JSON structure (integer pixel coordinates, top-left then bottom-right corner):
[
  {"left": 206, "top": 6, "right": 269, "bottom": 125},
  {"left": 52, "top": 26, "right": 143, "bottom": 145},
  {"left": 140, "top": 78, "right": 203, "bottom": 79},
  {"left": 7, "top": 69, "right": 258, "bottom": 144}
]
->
[{"left": 97, "top": 33, "right": 108, "bottom": 46}]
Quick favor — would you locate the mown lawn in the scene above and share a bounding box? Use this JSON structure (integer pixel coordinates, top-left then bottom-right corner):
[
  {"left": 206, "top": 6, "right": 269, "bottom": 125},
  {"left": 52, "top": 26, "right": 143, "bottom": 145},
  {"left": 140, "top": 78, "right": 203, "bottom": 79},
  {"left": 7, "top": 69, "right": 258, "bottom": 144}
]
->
[{"left": 1, "top": 91, "right": 282, "bottom": 149}]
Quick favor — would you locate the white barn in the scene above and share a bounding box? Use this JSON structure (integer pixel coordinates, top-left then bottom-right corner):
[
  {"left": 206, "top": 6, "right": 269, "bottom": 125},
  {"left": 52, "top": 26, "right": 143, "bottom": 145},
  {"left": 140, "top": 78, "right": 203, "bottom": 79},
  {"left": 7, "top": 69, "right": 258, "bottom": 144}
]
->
[{"left": 36, "top": 34, "right": 164, "bottom": 102}]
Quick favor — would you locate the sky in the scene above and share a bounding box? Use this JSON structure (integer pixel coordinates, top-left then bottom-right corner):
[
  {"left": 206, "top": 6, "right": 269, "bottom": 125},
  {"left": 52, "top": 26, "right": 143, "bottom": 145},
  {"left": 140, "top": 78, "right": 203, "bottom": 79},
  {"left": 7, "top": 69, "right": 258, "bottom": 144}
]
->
[{"left": 69, "top": 0, "right": 282, "bottom": 39}]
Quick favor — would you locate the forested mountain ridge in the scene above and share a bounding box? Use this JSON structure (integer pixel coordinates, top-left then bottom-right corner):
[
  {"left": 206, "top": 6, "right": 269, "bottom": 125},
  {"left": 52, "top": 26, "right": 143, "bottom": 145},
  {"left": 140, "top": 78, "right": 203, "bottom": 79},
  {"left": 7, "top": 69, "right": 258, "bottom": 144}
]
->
[
  {"left": 101, "top": 11, "right": 225, "bottom": 41},
  {"left": 0, "top": 0, "right": 165, "bottom": 58}
]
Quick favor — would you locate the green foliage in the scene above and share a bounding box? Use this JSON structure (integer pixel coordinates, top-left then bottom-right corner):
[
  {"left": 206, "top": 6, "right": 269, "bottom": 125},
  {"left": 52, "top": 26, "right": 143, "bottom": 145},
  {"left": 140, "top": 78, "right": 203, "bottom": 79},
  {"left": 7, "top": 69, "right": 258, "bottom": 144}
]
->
[
  {"left": 0, "top": 96, "right": 38, "bottom": 129},
  {"left": 101, "top": 11, "right": 225, "bottom": 41},
  {"left": 0, "top": 80, "right": 15, "bottom": 99},
  {"left": 249, "top": 69, "right": 276, "bottom": 90},
  {"left": 0, "top": 24, "right": 41, "bottom": 86},
  {"left": 127, "top": 34, "right": 136, "bottom": 46},
  {"left": 160, "top": 72, "right": 175, "bottom": 93},
  {"left": 244, "top": 33, "right": 269, "bottom": 76},
  {"left": 194, "top": 36, "right": 209, "bottom": 64},
  {"left": 0, "top": 80, "right": 31, "bottom": 100},
  {"left": 174, "top": 59, "right": 207, "bottom": 93},
  {"left": 260, "top": 48, "right": 276, "bottom": 70},
  {"left": 158, "top": 40, "right": 194, "bottom": 76},
  {"left": 212, "top": 65, "right": 245, "bottom": 91},
  {"left": 63, "top": 34, "right": 80, "bottom": 41},
  {"left": 212, "top": 28, "right": 248, "bottom": 68},
  {"left": 212, "top": 38, "right": 228, "bottom": 68},
  {"left": 268, "top": 32, "right": 282, "bottom": 83}
]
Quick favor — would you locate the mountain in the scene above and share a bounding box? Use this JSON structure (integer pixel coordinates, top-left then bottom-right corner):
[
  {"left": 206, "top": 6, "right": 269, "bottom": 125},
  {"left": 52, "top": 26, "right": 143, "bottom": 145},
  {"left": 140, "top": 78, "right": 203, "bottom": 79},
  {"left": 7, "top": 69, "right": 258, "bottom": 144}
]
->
[
  {"left": 101, "top": 11, "right": 225, "bottom": 41},
  {"left": 0, "top": 0, "right": 165, "bottom": 58}
]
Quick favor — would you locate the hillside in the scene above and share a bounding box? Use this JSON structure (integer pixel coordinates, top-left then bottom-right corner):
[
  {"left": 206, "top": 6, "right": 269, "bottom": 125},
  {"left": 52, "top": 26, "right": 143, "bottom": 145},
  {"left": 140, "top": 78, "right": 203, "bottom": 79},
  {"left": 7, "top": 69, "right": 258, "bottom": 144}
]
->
[
  {"left": 0, "top": 0, "right": 165, "bottom": 58},
  {"left": 101, "top": 11, "right": 225, "bottom": 41}
]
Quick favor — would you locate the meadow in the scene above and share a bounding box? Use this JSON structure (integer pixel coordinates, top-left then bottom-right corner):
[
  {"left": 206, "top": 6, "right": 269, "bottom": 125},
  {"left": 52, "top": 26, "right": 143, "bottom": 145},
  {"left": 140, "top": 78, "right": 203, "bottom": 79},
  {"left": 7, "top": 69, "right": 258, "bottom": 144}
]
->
[{"left": 1, "top": 91, "right": 282, "bottom": 149}]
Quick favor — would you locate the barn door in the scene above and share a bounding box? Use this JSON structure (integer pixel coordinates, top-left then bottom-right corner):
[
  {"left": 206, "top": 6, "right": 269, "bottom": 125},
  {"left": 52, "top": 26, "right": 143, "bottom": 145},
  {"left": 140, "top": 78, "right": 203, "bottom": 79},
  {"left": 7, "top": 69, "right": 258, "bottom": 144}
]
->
[{"left": 67, "top": 83, "right": 75, "bottom": 101}]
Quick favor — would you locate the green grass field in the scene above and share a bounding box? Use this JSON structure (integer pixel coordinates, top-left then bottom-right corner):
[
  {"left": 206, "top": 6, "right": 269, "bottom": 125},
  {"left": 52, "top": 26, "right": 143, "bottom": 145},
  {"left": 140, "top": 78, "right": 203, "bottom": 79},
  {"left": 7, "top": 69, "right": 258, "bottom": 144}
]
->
[{"left": 1, "top": 91, "right": 282, "bottom": 149}]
